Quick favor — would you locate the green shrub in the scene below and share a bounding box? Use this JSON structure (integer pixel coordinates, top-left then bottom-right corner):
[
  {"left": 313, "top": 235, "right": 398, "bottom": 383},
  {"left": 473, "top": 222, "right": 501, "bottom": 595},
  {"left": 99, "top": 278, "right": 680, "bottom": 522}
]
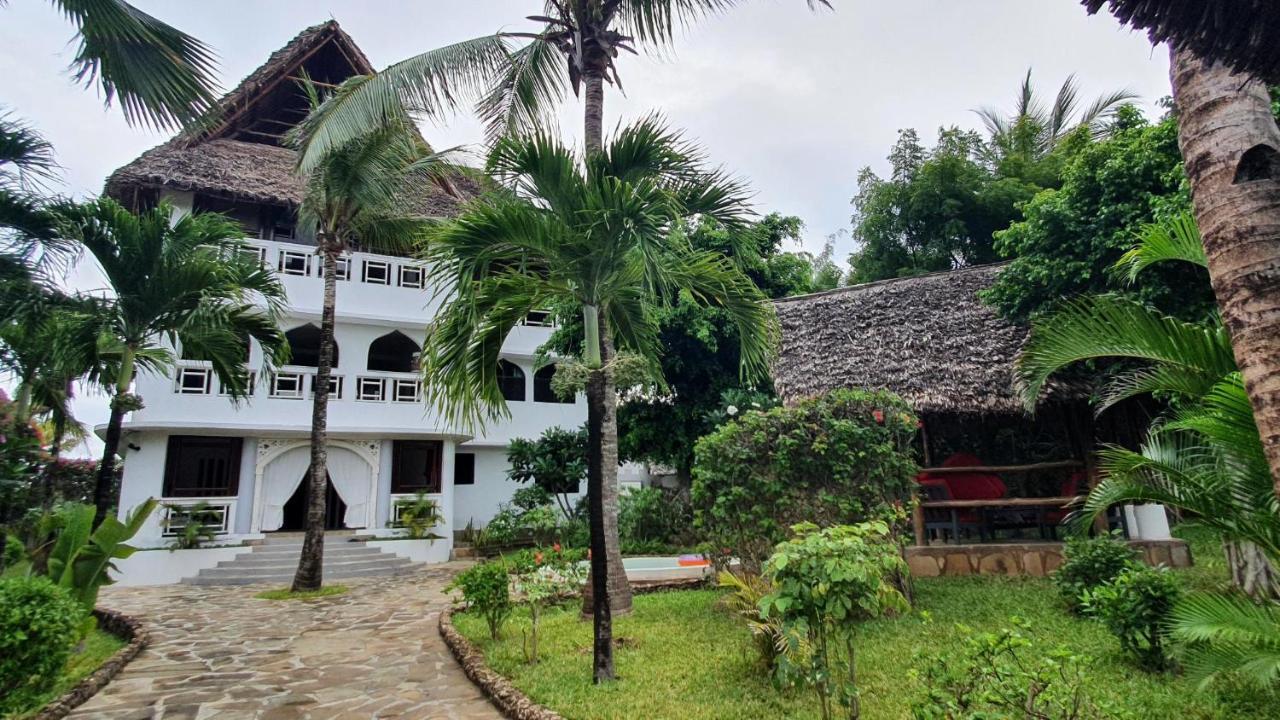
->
[
  {"left": 1054, "top": 533, "right": 1138, "bottom": 613},
  {"left": 502, "top": 546, "right": 586, "bottom": 575},
  {"left": 509, "top": 548, "right": 586, "bottom": 664},
  {"left": 1081, "top": 565, "right": 1180, "bottom": 672},
  {"left": 760, "top": 521, "right": 909, "bottom": 720},
  {"left": 392, "top": 492, "right": 445, "bottom": 540},
  {"left": 510, "top": 485, "right": 553, "bottom": 513},
  {"left": 3, "top": 533, "right": 24, "bottom": 568},
  {"left": 619, "top": 487, "right": 693, "bottom": 549},
  {"left": 447, "top": 561, "right": 512, "bottom": 640},
  {"left": 506, "top": 426, "right": 586, "bottom": 519},
  {"left": 717, "top": 570, "right": 806, "bottom": 675},
  {"left": 911, "top": 618, "right": 1113, "bottom": 719},
  {"left": 692, "top": 389, "right": 918, "bottom": 572},
  {"left": 0, "top": 576, "right": 86, "bottom": 715}
]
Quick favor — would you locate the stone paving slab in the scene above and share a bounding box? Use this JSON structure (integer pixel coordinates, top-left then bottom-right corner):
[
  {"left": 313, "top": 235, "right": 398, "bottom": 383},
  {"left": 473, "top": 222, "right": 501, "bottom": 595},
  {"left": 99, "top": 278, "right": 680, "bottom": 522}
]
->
[{"left": 67, "top": 563, "right": 501, "bottom": 720}]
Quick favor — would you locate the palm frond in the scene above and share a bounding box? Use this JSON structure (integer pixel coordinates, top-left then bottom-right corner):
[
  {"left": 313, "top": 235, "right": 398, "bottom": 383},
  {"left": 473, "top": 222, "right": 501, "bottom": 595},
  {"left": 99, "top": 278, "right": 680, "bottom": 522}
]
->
[
  {"left": 1016, "top": 293, "right": 1236, "bottom": 410},
  {"left": 1113, "top": 210, "right": 1207, "bottom": 283},
  {"left": 1169, "top": 593, "right": 1280, "bottom": 689},
  {"left": 478, "top": 38, "right": 567, "bottom": 146},
  {"left": 50, "top": 0, "right": 219, "bottom": 129},
  {"left": 0, "top": 110, "right": 58, "bottom": 190},
  {"left": 1076, "top": 87, "right": 1140, "bottom": 139}
]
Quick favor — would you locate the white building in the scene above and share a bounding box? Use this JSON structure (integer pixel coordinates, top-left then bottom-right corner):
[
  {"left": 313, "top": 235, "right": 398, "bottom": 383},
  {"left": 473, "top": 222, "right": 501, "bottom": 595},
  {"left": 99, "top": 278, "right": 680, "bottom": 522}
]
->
[{"left": 103, "top": 21, "right": 598, "bottom": 558}]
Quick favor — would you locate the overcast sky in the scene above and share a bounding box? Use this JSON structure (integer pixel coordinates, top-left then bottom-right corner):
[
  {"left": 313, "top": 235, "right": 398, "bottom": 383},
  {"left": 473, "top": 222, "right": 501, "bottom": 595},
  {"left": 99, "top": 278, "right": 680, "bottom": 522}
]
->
[{"left": 0, "top": 0, "right": 1171, "bottom": 455}]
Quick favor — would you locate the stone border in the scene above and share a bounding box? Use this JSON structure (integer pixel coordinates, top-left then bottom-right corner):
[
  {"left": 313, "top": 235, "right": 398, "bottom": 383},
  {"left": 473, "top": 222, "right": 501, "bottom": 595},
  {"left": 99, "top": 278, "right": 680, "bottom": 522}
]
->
[
  {"left": 438, "top": 578, "right": 708, "bottom": 720},
  {"left": 31, "top": 608, "right": 150, "bottom": 720}
]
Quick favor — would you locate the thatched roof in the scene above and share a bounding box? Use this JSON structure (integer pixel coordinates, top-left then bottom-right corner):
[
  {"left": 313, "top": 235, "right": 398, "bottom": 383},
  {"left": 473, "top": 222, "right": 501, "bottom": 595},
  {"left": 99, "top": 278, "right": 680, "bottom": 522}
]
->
[
  {"left": 772, "top": 264, "right": 1082, "bottom": 415},
  {"left": 104, "top": 21, "right": 476, "bottom": 215},
  {"left": 1083, "top": 1, "right": 1280, "bottom": 82}
]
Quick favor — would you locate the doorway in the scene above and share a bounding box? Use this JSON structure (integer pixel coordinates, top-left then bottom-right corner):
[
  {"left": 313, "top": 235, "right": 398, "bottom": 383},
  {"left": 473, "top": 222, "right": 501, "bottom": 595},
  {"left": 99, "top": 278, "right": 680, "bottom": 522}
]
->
[{"left": 279, "top": 472, "right": 347, "bottom": 531}]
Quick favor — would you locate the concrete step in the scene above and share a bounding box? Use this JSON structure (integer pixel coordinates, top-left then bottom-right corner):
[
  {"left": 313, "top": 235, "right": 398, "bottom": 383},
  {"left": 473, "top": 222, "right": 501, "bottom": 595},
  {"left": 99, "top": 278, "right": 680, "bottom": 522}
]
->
[
  {"left": 196, "top": 557, "right": 413, "bottom": 579},
  {"left": 184, "top": 562, "right": 413, "bottom": 586},
  {"left": 236, "top": 545, "right": 384, "bottom": 561},
  {"left": 214, "top": 552, "right": 406, "bottom": 571},
  {"left": 182, "top": 538, "right": 419, "bottom": 586}
]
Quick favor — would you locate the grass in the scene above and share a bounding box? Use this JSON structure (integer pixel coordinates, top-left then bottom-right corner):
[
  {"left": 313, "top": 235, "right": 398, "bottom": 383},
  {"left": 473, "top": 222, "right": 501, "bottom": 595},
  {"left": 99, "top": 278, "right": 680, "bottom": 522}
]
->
[
  {"left": 254, "top": 584, "right": 348, "bottom": 601},
  {"left": 12, "top": 628, "right": 125, "bottom": 719},
  {"left": 454, "top": 565, "right": 1245, "bottom": 719}
]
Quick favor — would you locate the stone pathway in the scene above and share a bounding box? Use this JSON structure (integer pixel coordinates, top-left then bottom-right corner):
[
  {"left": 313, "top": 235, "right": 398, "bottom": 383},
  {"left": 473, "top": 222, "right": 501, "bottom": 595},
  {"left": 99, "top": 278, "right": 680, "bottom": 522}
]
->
[{"left": 68, "top": 563, "right": 501, "bottom": 720}]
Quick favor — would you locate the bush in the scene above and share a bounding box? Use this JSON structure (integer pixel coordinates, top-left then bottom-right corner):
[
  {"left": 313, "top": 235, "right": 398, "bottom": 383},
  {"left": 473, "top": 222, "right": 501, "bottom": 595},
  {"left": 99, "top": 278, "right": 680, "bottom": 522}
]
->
[
  {"left": 1054, "top": 534, "right": 1139, "bottom": 613},
  {"left": 911, "top": 618, "right": 1113, "bottom": 719},
  {"left": 502, "top": 545, "right": 586, "bottom": 575},
  {"left": 717, "top": 570, "right": 805, "bottom": 675},
  {"left": 447, "top": 561, "right": 512, "bottom": 640},
  {"left": 0, "top": 576, "right": 86, "bottom": 715},
  {"left": 692, "top": 389, "right": 918, "bottom": 572},
  {"left": 1081, "top": 565, "right": 1180, "bottom": 671},
  {"left": 510, "top": 485, "right": 553, "bottom": 513},
  {"left": 619, "top": 487, "right": 694, "bottom": 549},
  {"left": 760, "top": 521, "right": 909, "bottom": 720},
  {"left": 506, "top": 426, "right": 586, "bottom": 519},
  {"left": 509, "top": 548, "right": 586, "bottom": 664}
]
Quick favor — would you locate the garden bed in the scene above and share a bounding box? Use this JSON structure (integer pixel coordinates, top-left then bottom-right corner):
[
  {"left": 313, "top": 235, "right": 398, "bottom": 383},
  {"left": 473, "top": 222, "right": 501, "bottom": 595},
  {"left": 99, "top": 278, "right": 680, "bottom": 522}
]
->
[
  {"left": 448, "top": 575, "right": 1246, "bottom": 719},
  {"left": 22, "top": 609, "right": 147, "bottom": 720}
]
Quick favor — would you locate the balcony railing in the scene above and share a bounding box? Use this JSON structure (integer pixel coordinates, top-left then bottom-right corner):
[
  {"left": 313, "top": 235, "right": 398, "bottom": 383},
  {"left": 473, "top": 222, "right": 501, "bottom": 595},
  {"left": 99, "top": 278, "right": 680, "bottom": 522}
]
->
[{"left": 161, "top": 499, "right": 234, "bottom": 537}]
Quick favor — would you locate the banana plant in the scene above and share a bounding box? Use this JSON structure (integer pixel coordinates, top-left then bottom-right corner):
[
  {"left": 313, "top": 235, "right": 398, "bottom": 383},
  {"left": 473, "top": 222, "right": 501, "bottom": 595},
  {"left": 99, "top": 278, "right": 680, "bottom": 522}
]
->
[{"left": 45, "top": 498, "right": 156, "bottom": 610}]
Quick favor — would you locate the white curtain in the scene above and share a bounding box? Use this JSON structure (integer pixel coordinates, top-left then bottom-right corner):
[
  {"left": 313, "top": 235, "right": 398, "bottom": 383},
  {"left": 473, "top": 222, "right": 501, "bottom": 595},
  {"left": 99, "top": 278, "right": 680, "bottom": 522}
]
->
[
  {"left": 326, "top": 447, "right": 371, "bottom": 528},
  {"left": 260, "top": 447, "right": 311, "bottom": 531}
]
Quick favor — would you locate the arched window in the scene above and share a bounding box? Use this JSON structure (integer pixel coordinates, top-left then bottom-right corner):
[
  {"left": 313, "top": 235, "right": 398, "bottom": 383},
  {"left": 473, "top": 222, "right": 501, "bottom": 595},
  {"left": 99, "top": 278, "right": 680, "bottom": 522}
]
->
[
  {"left": 286, "top": 324, "right": 338, "bottom": 368},
  {"left": 497, "top": 360, "right": 525, "bottom": 402},
  {"left": 534, "top": 364, "right": 572, "bottom": 403},
  {"left": 367, "top": 330, "right": 420, "bottom": 373}
]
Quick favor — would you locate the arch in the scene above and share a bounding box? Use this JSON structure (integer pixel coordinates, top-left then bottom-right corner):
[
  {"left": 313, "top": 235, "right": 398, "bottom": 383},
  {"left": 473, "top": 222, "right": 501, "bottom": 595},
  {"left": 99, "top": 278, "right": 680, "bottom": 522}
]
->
[
  {"left": 534, "top": 364, "right": 573, "bottom": 403},
  {"left": 497, "top": 359, "right": 526, "bottom": 402},
  {"left": 258, "top": 442, "right": 374, "bottom": 531},
  {"left": 285, "top": 323, "right": 338, "bottom": 368},
  {"left": 367, "top": 330, "right": 421, "bottom": 373}
]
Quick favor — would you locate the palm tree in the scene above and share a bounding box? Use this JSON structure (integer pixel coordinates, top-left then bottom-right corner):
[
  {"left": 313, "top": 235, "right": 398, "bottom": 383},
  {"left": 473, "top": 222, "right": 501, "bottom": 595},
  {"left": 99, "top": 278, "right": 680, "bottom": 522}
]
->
[
  {"left": 1080, "top": 1, "right": 1280, "bottom": 499},
  {"left": 422, "top": 117, "right": 774, "bottom": 682},
  {"left": 3, "top": 0, "right": 218, "bottom": 130},
  {"left": 285, "top": 91, "right": 444, "bottom": 594},
  {"left": 0, "top": 111, "right": 66, "bottom": 297},
  {"left": 52, "top": 199, "right": 289, "bottom": 526},
  {"left": 974, "top": 69, "right": 1137, "bottom": 167}
]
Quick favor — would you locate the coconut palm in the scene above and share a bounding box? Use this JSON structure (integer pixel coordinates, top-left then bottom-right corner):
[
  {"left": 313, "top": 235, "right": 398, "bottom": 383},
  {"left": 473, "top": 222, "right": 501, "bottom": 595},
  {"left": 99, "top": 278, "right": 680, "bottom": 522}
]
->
[
  {"left": 52, "top": 199, "right": 289, "bottom": 526},
  {"left": 0, "top": 111, "right": 67, "bottom": 297},
  {"left": 422, "top": 117, "right": 774, "bottom": 682},
  {"left": 3, "top": 0, "right": 218, "bottom": 130},
  {"left": 1080, "top": 2, "right": 1280, "bottom": 497},
  {"left": 284, "top": 89, "right": 446, "bottom": 594},
  {"left": 974, "top": 69, "right": 1137, "bottom": 166}
]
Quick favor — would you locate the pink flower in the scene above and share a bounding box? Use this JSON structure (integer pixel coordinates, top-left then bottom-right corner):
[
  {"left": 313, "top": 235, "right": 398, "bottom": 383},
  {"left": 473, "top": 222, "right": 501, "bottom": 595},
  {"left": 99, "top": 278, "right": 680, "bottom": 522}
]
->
[{"left": 873, "top": 409, "right": 885, "bottom": 424}]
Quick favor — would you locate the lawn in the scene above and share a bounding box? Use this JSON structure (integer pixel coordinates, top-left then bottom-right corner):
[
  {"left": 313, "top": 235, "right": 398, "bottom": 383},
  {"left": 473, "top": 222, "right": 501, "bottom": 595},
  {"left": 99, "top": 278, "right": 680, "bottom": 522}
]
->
[
  {"left": 453, "top": 536, "right": 1259, "bottom": 720},
  {"left": 12, "top": 628, "right": 126, "bottom": 719}
]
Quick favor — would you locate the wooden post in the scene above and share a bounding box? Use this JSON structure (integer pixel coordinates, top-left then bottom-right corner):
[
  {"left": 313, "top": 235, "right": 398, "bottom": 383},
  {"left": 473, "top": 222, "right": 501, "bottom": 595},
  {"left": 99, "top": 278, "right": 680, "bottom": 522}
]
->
[{"left": 912, "top": 489, "right": 926, "bottom": 547}]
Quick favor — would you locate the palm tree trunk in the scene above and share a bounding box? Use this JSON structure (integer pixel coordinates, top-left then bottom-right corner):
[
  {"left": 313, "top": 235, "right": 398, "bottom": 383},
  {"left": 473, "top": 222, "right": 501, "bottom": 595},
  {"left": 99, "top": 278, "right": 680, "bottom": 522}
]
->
[
  {"left": 583, "top": 73, "right": 605, "bottom": 154},
  {"left": 581, "top": 330, "right": 633, "bottom": 619},
  {"left": 93, "top": 347, "right": 135, "bottom": 527},
  {"left": 1224, "top": 540, "right": 1280, "bottom": 601},
  {"left": 585, "top": 366, "right": 615, "bottom": 683},
  {"left": 291, "top": 245, "right": 338, "bottom": 592},
  {"left": 1170, "top": 46, "right": 1280, "bottom": 497}
]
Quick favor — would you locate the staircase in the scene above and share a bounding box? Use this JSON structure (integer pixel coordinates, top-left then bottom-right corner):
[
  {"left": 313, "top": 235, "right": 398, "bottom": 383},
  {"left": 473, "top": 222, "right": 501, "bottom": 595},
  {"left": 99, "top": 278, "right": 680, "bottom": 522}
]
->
[{"left": 183, "top": 533, "right": 417, "bottom": 586}]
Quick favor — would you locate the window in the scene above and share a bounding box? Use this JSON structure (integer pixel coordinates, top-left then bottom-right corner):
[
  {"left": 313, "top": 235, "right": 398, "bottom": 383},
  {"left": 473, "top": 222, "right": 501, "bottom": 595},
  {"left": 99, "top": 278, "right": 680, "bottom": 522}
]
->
[
  {"left": 497, "top": 360, "right": 525, "bottom": 402},
  {"left": 278, "top": 250, "right": 312, "bottom": 276},
  {"left": 391, "top": 378, "right": 421, "bottom": 403},
  {"left": 285, "top": 324, "right": 338, "bottom": 368},
  {"left": 356, "top": 376, "right": 385, "bottom": 401},
  {"left": 367, "top": 330, "right": 420, "bottom": 373},
  {"left": 218, "top": 372, "right": 256, "bottom": 397},
  {"left": 309, "top": 374, "right": 343, "bottom": 399},
  {"left": 534, "top": 364, "right": 573, "bottom": 403},
  {"left": 334, "top": 257, "right": 351, "bottom": 281},
  {"left": 269, "top": 371, "right": 305, "bottom": 399},
  {"left": 391, "top": 440, "right": 442, "bottom": 493},
  {"left": 398, "top": 265, "right": 424, "bottom": 289},
  {"left": 193, "top": 195, "right": 264, "bottom": 238},
  {"left": 454, "top": 452, "right": 475, "bottom": 485},
  {"left": 363, "top": 259, "right": 391, "bottom": 285},
  {"left": 175, "top": 367, "right": 212, "bottom": 394},
  {"left": 237, "top": 244, "right": 267, "bottom": 266},
  {"left": 523, "top": 310, "right": 554, "bottom": 327},
  {"left": 162, "top": 436, "right": 243, "bottom": 497}
]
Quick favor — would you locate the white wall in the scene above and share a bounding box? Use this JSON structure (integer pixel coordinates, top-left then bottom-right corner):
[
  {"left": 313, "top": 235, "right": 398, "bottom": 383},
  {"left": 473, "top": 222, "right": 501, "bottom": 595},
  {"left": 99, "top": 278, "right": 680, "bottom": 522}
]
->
[
  {"left": 111, "top": 546, "right": 248, "bottom": 586},
  {"left": 452, "top": 445, "right": 589, "bottom": 527}
]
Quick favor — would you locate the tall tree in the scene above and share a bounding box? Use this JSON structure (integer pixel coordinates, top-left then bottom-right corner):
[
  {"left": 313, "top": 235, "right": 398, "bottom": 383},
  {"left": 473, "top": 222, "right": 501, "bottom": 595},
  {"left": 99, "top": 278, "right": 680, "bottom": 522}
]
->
[
  {"left": 285, "top": 95, "right": 443, "bottom": 593},
  {"left": 52, "top": 200, "right": 289, "bottom": 526},
  {"left": 421, "top": 118, "right": 773, "bottom": 682},
  {"left": 1080, "top": 1, "right": 1280, "bottom": 495},
  {"left": 294, "top": 0, "right": 826, "bottom": 619},
  {"left": 4, "top": 0, "right": 218, "bottom": 129}
]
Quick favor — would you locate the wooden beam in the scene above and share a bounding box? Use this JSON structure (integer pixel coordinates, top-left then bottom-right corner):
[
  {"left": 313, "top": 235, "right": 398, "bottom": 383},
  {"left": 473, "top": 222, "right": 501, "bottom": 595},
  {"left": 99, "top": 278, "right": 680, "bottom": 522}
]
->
[
  {"left": 235, "top": 129, "right": 287, "bottom": 141},
  {"left": 918, "top": 460, "right": 1083, "bottom": 475},
  {"left": 286, "top": 76, "right": 340, "bottom": 89}
]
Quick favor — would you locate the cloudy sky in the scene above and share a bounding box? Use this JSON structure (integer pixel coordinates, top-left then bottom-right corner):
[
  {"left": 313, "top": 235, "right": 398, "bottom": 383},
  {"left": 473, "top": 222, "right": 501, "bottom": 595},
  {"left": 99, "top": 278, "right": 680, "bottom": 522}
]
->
[{"left": 0, "top": 0, "right": 1170, "bottom": 454}]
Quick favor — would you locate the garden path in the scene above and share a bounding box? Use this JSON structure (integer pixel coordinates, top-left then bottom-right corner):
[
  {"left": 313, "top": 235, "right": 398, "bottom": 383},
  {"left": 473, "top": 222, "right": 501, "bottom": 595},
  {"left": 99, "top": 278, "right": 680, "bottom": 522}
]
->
[{"left": 66, "top": 562, "right": 501, "bottom": 720}]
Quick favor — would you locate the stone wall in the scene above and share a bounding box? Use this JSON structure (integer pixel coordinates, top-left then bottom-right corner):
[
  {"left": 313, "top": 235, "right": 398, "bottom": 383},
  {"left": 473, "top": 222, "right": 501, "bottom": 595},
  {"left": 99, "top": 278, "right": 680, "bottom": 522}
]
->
[{"left": 905, "top": 539, "right": 1192, "bottom": 578}]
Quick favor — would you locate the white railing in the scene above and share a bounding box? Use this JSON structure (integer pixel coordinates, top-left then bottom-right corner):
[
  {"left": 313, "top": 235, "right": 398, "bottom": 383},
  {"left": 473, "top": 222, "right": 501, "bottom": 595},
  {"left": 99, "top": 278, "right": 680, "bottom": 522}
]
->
[
  {"left": 161, "top": 498, "right": 234, "bottom": 536},
  {"left": 237, "top": 239, "right": 432, "bottom": 290},
  {"left": 389, "top": 493, "right": 443, "bottom": 525}
]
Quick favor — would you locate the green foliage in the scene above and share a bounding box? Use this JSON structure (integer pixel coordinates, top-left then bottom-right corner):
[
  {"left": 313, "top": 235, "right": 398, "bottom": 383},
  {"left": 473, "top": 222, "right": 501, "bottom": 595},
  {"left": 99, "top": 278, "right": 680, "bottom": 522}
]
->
[
  {"left": 760, "top": 521, "right": 910, "bottom": 720},
  {"left": 692, "top": 389, "right": 919, "bottom": 571},
  {"left": 392, "top": 492, "right": 445, "bottom": 541},
  {"left": 1054, "top": 534, "right": 1139, "bottom": 613},
  {"left": 164, "top": 502, "right": 219, "bottom": 550},
  {"left": 1081, "top": 564, "right": 1181, "bottom": 672},
  {"left": 911, "top": 618, "right": 1113, "bottom": 720},
  {"left": 501, "top": 545, "right": 587, "bottom": 576},
  {"left": 717, "top": 570, "right": 805, "bottom": 674},
  {"left": 0, "top": 388, "right": 45, "bottom": 525},
  {"left": 448, "top": 560, "right": 512, "bottom": 641},
  {"left": 0, "top": 575, "right": 85, "bottom": 716},
  {"left": 510, "top": 546, "right": 586, "bottom": 663},
  {"left": 849, "top": 127, "right": 1041, "bottom": 283},
  {"left": 44, "top": 499, "right": 156, "bottom": 610},
  {"left": 510, "top": 485, "right": 553, "bottom": 513},
  {"left": 1169, "top": 592, "right": 1280, "bottom": 690},
  {"left": 506, "top": 426, "right": 586, "bottom": 519},
  {"left": 984, "top": 108, "right": 1211, "bottom": 321},
  {"left": 618, "top": 487, "right": 694, "bottom": 549}
]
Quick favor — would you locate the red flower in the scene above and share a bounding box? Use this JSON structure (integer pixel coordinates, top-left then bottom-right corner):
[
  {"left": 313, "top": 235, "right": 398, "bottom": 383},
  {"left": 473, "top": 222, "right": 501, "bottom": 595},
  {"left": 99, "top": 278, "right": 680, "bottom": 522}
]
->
[
  {"left": 534, "top": 552, "right": 544, "bottom": 565},
  {"left": 552, "top": 543, "right": 561, "bottom": 553},
  {"left": 873, "top": 409, "right": 885, "bottom": 424}
]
